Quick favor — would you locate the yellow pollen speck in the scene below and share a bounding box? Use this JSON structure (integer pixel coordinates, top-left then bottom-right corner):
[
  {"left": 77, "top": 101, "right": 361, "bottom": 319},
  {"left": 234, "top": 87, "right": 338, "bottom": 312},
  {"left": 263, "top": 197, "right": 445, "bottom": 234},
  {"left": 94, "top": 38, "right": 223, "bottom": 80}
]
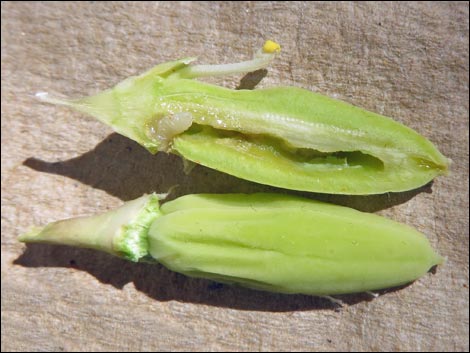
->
[{"left": 262, "top": 40, "right": 281, "bottom": 54}]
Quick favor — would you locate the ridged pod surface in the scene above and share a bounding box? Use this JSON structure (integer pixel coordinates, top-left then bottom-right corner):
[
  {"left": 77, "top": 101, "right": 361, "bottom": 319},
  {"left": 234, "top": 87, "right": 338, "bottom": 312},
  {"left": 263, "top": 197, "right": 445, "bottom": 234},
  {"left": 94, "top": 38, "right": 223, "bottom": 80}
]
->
[{"left": 20, "top": 193, "right": 443, "bottom": 296}]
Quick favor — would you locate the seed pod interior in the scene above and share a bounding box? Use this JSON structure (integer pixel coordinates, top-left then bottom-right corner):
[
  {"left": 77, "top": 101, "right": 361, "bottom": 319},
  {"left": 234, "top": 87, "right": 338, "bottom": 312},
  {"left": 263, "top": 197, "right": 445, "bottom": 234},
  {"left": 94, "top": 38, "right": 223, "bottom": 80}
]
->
[{"left": 36, "top": 41, "right": 449, "bottom": 195}]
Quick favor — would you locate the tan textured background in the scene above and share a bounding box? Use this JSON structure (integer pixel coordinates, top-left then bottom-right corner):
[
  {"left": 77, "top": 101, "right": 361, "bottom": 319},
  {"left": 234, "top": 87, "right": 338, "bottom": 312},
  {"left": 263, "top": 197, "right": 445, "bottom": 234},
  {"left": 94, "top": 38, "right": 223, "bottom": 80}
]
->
[{"left": 1, "top": 2, "right": 469, "bottom": 351}]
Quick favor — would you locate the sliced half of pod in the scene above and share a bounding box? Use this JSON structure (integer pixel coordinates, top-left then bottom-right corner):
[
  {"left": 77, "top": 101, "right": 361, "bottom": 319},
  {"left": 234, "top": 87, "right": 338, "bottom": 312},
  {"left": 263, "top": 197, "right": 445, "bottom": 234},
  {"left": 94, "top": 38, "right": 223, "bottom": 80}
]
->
[{"left": 36, "top": 41, "right": 449, "bottom": 194}]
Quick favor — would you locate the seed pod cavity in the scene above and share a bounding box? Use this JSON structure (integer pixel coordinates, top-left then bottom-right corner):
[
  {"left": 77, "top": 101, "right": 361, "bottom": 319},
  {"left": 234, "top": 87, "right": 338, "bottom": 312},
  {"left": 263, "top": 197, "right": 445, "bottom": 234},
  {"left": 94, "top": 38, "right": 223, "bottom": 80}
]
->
[
  {"left": 35, "top": 41, "right": 449, "bottom": 194},
  {"left": 146, "top": 112, "right": 194, "bottom": 151}
]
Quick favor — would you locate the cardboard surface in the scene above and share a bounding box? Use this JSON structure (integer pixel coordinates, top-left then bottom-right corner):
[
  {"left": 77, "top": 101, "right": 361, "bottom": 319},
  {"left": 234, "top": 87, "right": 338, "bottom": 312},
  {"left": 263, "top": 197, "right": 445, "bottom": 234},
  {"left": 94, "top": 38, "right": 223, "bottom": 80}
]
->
[{"left": 1, "top": 2, "right": 468, "bottom": 351}]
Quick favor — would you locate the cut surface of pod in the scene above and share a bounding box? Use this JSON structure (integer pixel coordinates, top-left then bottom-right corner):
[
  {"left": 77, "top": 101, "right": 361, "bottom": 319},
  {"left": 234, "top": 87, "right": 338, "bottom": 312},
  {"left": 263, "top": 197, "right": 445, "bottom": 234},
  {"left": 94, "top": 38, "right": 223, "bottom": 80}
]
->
[
  {"left": 19, "top": 193, "right": 443, "bottom": 296},
  {"left": 36, "top": 41, "right": 449, "bottom": 194}
]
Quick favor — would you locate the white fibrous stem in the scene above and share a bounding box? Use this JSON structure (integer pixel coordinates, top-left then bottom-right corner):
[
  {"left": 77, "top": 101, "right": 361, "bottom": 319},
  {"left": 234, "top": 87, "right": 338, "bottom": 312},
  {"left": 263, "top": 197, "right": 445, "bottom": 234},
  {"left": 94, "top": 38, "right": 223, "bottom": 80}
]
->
[
  {"left": 173, "top": 49, "right": 278, "bottom": 79},
  {"left": 35, "top": 92, "right": 71, "bottom": 106},
  {"left": 321, "top": 295, "right": 344, "bottom": 306},
  {"left": 366, "top": 291, "right": 379, "bottom": 298},
  {"left": 154, "top": 112, "right": 194, "bottom": 151},
  {"left": 155, "top": 185, "right": 179, "bottom": 200}
]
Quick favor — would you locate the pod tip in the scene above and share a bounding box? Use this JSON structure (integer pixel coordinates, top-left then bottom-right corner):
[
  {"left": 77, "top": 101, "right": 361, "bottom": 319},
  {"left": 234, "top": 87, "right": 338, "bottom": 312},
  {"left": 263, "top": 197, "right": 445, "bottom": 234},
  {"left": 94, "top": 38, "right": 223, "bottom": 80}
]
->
[
  {"left": 18, "top": 226, "right": 44, "bottom": 242},
  {"left": 437, "top": 254, "right": 446, "bottom": 266}
]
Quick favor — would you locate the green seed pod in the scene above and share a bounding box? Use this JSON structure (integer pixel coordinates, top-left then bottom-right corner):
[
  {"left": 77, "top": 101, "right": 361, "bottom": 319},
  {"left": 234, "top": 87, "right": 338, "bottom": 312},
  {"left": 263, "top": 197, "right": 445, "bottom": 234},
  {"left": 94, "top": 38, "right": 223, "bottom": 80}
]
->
[
  {"left": 19, "top": 193, "right": 443, "bottom": 296},
  {"left": 36, "top": 41, "right": 449, "bottom": 195}
]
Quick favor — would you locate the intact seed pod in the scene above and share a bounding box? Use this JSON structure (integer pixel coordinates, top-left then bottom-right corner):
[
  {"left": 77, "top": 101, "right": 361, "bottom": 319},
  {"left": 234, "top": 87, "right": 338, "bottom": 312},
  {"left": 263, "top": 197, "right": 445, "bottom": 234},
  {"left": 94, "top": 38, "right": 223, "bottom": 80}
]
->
[
  {"left": 19, "top": 193, "right": 443, "bottom": 296},
  {"left": 36, "top": 41, "right": 449, "bottom": 195}
]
